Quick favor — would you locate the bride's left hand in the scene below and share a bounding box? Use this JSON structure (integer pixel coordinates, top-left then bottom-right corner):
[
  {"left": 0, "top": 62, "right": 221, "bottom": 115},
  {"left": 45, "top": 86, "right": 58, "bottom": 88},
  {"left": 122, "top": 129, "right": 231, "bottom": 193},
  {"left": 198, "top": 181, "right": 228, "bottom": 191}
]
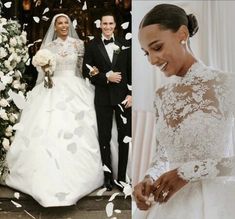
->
[{"left": 152, "top": 168, "right": 188, "bottom": 203}]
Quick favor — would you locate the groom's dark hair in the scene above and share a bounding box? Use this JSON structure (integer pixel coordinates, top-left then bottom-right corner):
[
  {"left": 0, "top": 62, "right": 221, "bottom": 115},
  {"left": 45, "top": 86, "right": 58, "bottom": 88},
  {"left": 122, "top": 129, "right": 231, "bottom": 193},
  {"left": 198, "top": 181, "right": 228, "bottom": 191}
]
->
[{"left": 100, "top": 11, "right": 116, "bottom": 23}]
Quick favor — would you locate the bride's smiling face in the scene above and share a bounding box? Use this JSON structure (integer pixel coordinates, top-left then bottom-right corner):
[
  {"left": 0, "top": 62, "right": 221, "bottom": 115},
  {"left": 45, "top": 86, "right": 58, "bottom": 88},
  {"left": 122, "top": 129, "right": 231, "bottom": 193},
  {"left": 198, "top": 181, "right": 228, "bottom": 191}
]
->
[
  {"left": 55, "top": 16, "right": 69, "bottom": 38},
  {"left": 138, "top": 24, "right": 188, "bottom": 77}
]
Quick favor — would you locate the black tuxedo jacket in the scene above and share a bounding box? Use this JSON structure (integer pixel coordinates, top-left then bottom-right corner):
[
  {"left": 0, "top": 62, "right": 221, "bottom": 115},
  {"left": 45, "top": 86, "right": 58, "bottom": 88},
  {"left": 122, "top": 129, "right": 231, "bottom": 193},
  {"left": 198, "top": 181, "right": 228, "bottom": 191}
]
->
[{"left": 82, "top": 36, "right": 131, "bottom": 106}]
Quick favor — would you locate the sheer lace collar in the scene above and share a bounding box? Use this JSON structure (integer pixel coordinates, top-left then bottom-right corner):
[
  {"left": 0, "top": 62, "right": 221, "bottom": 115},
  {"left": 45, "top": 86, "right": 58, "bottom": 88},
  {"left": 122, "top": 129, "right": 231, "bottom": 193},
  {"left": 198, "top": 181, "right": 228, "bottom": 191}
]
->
[{"left": 54, "top": 36, "right": 73, "bottom": 44}]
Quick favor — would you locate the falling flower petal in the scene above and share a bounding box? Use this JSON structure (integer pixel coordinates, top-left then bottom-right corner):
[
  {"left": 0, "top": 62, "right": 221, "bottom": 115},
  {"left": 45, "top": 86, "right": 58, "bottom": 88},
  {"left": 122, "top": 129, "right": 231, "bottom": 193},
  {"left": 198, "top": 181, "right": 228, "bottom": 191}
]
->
[
  {"left": 42, "top": 7, "right": 49, "bottom": 14},
  {"left": 87, "top": 36, "right": 94, "bottom": 40},
  {"left": 103, "top": 164, "right": 111, "bottom": 173},
  {"left": 94, "top": 19, "right": 101, "bottom": 28},
  {"left": 42, "top": 16, "right": 49, "bottom": 21},
  {"left": 14, "top": 192, "right": 20, "bottom": 199},
  {"left": 97, "top": 187, "right": 107, "bottom": 196},
  {"left": 121, "top": 46, "right": 130, "bottom": 50},
  {"left": 106, "top": 202, "right": 114, "bottom": 217},
  {"left": 33, "top": 16, "right": 40, "bottom": 23},
  {"left": 114, "top": 209, "right": 122, "bottom": 214},
  {"left": 11, "top": 200, "right": 22, "bottom": 208},
  {"left": 24, "top": 210, "right": 36, "bottom": 219},
  {"left": 120, "top": 114, "right": 127, "bottom": 124},
  {"left": 118, "top": 104, "right": 124, "bottom": 112},
  {"left": 125, "top": 33, "right": 132, "bottom": 40},
  {"left": 73, "top": 19, "right": 77, "bottom": 29},
  {"left": 109, "top": 192, "right": 119, "bottom": 201},
  {"left": 4, "top": 2, "right": 12, "bottom": 8},
  {"left": 86, "top": 63, "right": 94, "bottom": 72},
  {"left": 123, "top": 136, "right": 131, "bottom": 143},
  {"left": 127, "top": 84, "right": 132, "bottom": 91},
  {"left": 121, "top": 22, "right": 129, "bottom": 29},
  {"left": 8, "top": 90, "right": 27, "bottom": 110},
  {"left": 82, "top": 1, "right": 87, "bottom": 10}
]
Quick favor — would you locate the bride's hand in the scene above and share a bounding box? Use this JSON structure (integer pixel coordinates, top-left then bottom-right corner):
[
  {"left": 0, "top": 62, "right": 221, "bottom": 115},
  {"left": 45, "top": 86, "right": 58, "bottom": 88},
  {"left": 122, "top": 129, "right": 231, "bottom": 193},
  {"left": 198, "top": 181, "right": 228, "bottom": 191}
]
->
[
  {"left": 133, "top": 176, "right": 154, "bottom": 210},
  {"left": 152, "top": 169, "right": 188, "bottom": 203}
]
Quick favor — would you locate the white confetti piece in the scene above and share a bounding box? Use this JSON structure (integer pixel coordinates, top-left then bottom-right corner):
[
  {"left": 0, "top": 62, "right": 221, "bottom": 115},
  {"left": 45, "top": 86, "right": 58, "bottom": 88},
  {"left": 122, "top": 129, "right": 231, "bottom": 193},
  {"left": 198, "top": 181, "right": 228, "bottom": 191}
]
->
[
  {"left": 14, "top": 192, "right": 20, "bottom": 199},
  {"left": 120, "top": 114, "right": 127, "bottom": 124},
  {"left": 121, "top": 22, "right": 129, "bottom": 29},
  {"left": 125, "top": 32, "right": 132, "bottom": 40},
  {"left": 114, "top": 209, "right": 122, "bottom": 214},
  {"left": 25, "top": 58, "right": 31, "bottom": 66},
  {"left": 94, "top": 19, "right": 101, "bottom": 28},
  {"left": 121, "top": 45, "right": 130, "bottom": 50},
  {"left": 8, "top": 90, "right": 27, "bottom": 110},
  {"left": 87, "top": 36, "right": 94, "bottom": 40},
  {"left": 127, "top": 84, "right": 132, "bottom": 91},
  {"left": 82, "top": 1, "right": 87, "bottom": 10},
  {"left": 24, "top": 210, "right": 36, "bottom": 219},
  {"left": 103, "top": 164, "right": 111, "bottom": 173},
  {"left": 123, "top": 136, "right": 131, "bottom": 143},
  {"left": 106, "top": 202, "right": 114, "bottom": 217},
  {"left": 86, "top": 63, "right": 94, "bottom": 72},
  {"left": 114, "top": 180, "right": 123, "bottom": 188},
  {"left": 73, "top": 19, "right": 77, "bottom": 29},
  {"left": 96, "top": 187, "right": 107, "bottom": 196},
  {"left": 42, "top": 16, "right": 49, "bottom": 21},
  {"left": 109, "top": 192, "right": 119, "bottom": 201},
  {"left": 42, "top": 7, "right": 49, "bottom": 14},
  {"left": 4, "top": 2, "right": 12, "bottom": 8},
  {"left": 11, "top": 200, "right": 22, "bottom": 208},
  {"left": 33, "top": 16, "right": 40, "bottom": 23},
  {"left": 119, "top": 181, "right": 132, "bottom": 198},
  {"left": 118, "top": 104, "right": 124, "bottom": 112}
]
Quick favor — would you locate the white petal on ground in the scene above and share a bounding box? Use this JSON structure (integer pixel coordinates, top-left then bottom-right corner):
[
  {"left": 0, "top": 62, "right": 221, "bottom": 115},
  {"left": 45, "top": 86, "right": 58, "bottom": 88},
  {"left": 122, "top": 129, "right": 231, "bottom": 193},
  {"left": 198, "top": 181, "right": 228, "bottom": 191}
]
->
[
  {"left": 119, "top": 181, "right": 132, "bottom": 198},
  {"left": 120, "top": 114, "right": 127, "bottom": 124},
  {"left": 82, "top": 1, "right": 87, "bottom": 10},
  {"left": 12, "top": 123, "right": 24, "bottom": 131},
  {"left": 121, "top": 22, "right": 129, "bottom": 29},
  {"left": 42, "top": 7, "right": 49, "bottom": 14},
  {"left": 14, "top": 192, "right": 20, "bottom": 199},
  {"left": 123, "top": 136, "right": 131, "bottom": 143},
  {"left": 73, "top": 19, "right": 77, "bottom": 28},
  {"left": 109, "top": 192, "right": 119, "bottom": 201},
  {"left": 106, "top": 202, "right": 114, "bottom": 217},
  {"left": 103, "top": 164, "right": 111, "bottom": 173},
  {"left": 42, "top": 16, "right": 49, "bottom": 21},
  {"left": 4, "top": 2, "right": 12, "bottom": 8},
  {"left": 114, "top": 209, "right": 122, "bottom": 214},
  {"left": 125, "top": 33, "right": 132, "bottom": 40},
  {"left": 118, "top": 104, "right": 124, "bottom": 112},
  {"left": 88, "top": 36, "right": 94, "bottom": 40},
  {"left": 96, "top": 187, "right": 107, "bottom": 196},
  {"left": 94, "top": 19, "right": 101, "bottom": 28},
  {"left": 24, "top": 210, "right": 36, "bottom": 219},
  {"left": 0, "top": 82, "right": 5, "bottom": 91},
  {"left": 11, "top": 200, "right": 22, "bottom": 208},
  {"left": 33, "top": 16, "right": 40, "bottom": 23},
  {"left": 8, "top": 90, "right": 27, "bottom": 110}
]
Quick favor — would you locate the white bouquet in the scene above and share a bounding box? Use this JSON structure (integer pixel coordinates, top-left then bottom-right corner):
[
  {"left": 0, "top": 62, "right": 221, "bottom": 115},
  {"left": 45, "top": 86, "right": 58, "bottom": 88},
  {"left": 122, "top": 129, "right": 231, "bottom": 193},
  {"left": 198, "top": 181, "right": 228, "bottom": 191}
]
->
[{"left": 32, "top": 49, "right": 56, "bottom": 88}]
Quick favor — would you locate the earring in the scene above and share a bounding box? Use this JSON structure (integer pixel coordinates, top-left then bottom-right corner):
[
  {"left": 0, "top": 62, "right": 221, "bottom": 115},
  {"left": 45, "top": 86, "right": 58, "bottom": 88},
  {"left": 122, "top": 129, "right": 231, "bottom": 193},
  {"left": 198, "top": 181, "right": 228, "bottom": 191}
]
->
[{"left": 181, "top": 40, "right": 186, "bottom": 45}]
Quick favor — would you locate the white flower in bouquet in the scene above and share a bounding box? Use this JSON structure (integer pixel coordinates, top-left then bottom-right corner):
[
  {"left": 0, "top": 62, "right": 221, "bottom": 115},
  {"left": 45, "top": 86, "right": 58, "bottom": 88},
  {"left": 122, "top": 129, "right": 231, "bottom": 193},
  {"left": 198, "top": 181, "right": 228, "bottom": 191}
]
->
[
  {"left": 0, "top": 47, "right": 8, "bottom": 59},
  {"left": 10, "top": 37, "right": 17, "bottom": 47},
  {"left": 5, "top": 125, "right": 13, "bottom": 137},
  {"left": 9, "top": 114, "right": 16, "bottom": 123},
  {"left": 1, "top": 75, "right": 13, "bottom": 85},
  {"left": 0, "top": 98, "right": 9, "bottom": 107},
  {"left": 12, "top": 80, "right": 21, "bottom": 89},
  {"left": 4, "top": 60, "right": 13, "bottom": 71},
  {"left": 2, "top": 138, "right": 10, "bottom": 150},
  {"left": 0, "top": 109, "right": 9, "bottom": 120},
  {"left": 0, "top": 71, "right": 4, "bottom": 77},
  {"left": 20, "top": 31, "right": 27, "bottom": 44}
]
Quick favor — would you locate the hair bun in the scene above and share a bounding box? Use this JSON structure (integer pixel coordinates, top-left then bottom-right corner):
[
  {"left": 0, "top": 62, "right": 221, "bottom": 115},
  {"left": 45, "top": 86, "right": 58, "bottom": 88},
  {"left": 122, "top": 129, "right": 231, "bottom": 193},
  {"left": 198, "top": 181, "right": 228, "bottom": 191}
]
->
[{"left": 187, "top": 14, "right": 199, "bottom": 37}]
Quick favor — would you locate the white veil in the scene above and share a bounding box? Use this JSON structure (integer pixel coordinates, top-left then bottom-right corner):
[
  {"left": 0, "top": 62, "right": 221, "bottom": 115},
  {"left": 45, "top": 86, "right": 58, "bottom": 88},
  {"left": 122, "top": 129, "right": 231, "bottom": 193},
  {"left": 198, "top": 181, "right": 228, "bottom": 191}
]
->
[{"left": 36, "top": 13, "right": 80, "bottom": 84}]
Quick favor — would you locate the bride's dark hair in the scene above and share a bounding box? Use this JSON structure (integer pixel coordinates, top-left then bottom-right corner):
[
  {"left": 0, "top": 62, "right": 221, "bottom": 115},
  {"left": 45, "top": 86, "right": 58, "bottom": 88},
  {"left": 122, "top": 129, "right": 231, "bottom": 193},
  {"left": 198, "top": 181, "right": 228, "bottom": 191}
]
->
[{"left": 139, "top": 4, "right": 199, "bottom": 37}]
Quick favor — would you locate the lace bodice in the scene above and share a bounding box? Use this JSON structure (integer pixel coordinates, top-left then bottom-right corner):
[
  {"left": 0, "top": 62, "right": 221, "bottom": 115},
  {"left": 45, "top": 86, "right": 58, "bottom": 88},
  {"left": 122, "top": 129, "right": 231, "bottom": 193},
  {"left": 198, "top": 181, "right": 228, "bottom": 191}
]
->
[
  {"left": 36, "top": 37, "right": 84, "bottom": 83},
  {"left": 147, "top": 62, "right": 235, "bottom": 182}
]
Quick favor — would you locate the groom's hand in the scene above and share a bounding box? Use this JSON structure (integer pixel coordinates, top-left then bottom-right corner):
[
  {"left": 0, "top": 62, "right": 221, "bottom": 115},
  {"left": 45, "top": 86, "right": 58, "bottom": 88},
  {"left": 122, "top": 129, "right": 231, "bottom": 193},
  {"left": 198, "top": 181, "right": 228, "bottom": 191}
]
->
[
  {"left": 122, "top": 95, "right": 132, "bottom": 108},
  {"left": 107, "top": 72, "right": 122, "bottom": 83}
]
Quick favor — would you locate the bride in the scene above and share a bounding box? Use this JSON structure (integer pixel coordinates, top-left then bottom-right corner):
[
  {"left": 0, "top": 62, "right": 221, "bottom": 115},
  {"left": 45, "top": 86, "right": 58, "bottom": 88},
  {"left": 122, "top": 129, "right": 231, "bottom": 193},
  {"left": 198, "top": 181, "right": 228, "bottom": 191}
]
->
[
  {"left": 3, "top": 13, "right": 104, "bottom": 207},
  {"left": 133, "top": 4, "right": 235, "bottom": 219}
]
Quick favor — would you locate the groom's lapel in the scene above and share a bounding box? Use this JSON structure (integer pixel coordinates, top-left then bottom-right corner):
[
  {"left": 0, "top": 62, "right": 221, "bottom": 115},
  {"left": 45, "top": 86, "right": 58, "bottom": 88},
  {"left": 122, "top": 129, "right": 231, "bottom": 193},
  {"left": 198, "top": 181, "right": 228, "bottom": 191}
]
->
[
  {"left": 97, "top": 38, "right": 112, "bottom": 66},
  {"left": 112, "top": 40, "right": 122, "bottom": 68}
]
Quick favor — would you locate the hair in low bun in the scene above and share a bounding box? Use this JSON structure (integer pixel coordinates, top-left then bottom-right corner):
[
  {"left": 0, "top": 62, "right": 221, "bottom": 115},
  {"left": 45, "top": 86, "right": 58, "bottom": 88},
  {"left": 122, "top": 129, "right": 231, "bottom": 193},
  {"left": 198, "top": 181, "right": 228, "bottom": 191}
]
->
[{"left": 187, "top": 14, "right": 199, "bottom": 37}]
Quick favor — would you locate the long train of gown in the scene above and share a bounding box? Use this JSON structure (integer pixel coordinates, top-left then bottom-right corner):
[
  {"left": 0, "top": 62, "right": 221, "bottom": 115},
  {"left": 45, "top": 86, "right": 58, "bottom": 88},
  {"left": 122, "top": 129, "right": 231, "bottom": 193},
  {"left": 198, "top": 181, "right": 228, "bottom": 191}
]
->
[{"left": 5, "top": 70, "right": 104, "bottom": 207}]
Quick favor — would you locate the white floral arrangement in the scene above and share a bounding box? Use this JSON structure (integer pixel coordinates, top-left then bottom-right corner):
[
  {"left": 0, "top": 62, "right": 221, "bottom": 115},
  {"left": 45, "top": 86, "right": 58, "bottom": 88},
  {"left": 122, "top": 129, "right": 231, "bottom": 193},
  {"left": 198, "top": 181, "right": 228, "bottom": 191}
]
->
[
  {"left": 32, "top": 49, "right": 56, "bottom": 88},
  {"left": 112, "top": 44, "right": 121, "bottom": 54},
  {"left": 0, "top": 16, "right": 28, "bottom": 167}
]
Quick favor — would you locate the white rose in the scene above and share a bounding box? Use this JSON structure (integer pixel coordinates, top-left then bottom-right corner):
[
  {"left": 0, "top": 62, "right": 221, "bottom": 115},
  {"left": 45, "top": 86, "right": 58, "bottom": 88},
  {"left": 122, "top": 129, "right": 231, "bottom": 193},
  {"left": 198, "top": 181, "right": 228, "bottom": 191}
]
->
[
  {"left": 2, "top": 138, "right": 10, "bottom": 150},
  {"left": 16, "top": 55, "right": 21, "bottom": 63},
  {"left": 0, "top": 71, "right": 4, "bottom": 77},
  {"left": 0, "top": 47, "right": 8, "bottom": 59},
  {"left": 4, "top": 60, "right": 13, "bottom": 71},
  {"left": 112, "top": 44, "right": 120, "bottom": 52},
  {"left": 10, "top": 37, "right": 17, "bottom": 47},
  {"left": 0, "top": 18, "right": 7, "bottom": 25},
  {"left": 20, "top": 83, "right": 26, "bottom": 90},
  {"left": 9, "top": 113, "right": 18, "bottom": 123},
  {"left": 20, "top": 32, "right": 27, "bottom": 44},
  {"left": 0, "top": 109, "right": 8, "bottom": 120},
  {"left": 0, "top": 98, "right": 9, "bottom": 107},
  {"left": 2, "top": 35, "right": 8, "bottom": 42},
  {"left": 1, "top": 75, "right": 13, "bottom": 85},
  {"left": 12, "top": 80, "right": 21, "bottom": 89}
]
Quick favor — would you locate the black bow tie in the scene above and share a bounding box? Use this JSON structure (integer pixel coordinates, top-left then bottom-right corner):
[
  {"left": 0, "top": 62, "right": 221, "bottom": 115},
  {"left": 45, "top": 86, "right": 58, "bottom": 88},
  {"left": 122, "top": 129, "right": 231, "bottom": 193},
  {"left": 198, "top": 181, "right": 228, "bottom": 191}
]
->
[{"left": 103, "top": 38, "right": 114, "bottom": 45}]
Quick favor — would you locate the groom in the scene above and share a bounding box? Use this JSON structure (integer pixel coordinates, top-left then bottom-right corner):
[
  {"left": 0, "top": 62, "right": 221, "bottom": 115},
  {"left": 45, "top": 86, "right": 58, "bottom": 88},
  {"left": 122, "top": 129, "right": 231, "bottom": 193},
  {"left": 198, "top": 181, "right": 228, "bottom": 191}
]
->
[{"left": 83, "top": 11, "right": 131, "bottom": 191}]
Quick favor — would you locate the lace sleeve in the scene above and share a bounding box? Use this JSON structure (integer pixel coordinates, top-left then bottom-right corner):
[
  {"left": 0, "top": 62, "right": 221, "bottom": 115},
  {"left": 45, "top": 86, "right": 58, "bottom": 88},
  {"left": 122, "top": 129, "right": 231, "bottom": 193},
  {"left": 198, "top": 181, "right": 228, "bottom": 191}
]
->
[
  {"left": 75, "top": 39, "right": 84, "bottom": 77},
  {"left": 177, "top": 73, "right": 235, "bottom": 182},
  {"left": 146, "top": 96, "right": 169, "bottom": 181}
]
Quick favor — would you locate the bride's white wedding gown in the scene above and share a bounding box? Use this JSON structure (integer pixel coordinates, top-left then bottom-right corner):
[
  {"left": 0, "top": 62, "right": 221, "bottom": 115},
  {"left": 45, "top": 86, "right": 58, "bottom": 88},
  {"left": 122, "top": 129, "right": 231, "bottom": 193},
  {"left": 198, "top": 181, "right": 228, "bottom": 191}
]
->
[
  {"left": 5, "top": 37, "right": 104, "bottom": 207},
  {"left": 134, "top": 62, "right": 235, "bottom": 219}
]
